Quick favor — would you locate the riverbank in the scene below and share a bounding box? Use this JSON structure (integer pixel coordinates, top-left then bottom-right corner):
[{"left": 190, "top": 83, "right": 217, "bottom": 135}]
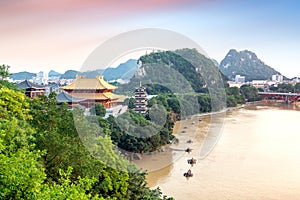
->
[
  {"left": 133, "top": 105, "right": 238, "bottom": 185},
  {"left": 133, "top": 104, "right": 247, "bottom": 161},
  {"left": 134, "top": 103, "right": 262, "bottom": 185}
]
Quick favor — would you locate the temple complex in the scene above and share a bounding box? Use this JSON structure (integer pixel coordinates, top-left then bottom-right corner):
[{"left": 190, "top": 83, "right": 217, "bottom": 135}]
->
[
  {"left": 56, "top": 91, "right": 86, "bottom": 108},
  {"left": 61, "top": 76, "right": 120, "bottom": 108},
  {"left": 17, "top": 80, "right": 45, "bottom": 98}
]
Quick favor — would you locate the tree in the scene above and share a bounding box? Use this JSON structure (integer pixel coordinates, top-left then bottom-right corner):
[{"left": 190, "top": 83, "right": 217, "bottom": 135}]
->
[
  {"left": 124, "top": 98, "right": 135, "bottom": 109},
  {"left": 240, "top": 85, "right": 259, "bottom": 102},
  {"left": 0, "top": 88, "right": 43, "bottom": 199},
  {"left": 198, "top": 94, "right": 211, "bottom": 113},
  {"left": 29, "top": 95, "right": 132, "bottom": 199},
  {"left": 0, "top": 87, "right": 174, "bottom": 199},
  {"left": 167, "top": 97, "right": 180, "bottom": 114},
  {"left": 125, "top": 165, "right": 174, "bottom": 200},
  {"left": 0, "top": 65, "right": 10, "bottom": 80},
  {"left": 225, "top": 87, "right": 245, "bottom": 106},
  {"left": 226, "top": 95, "right": 237, "bottom": 107},
  {"left": 0, "top": 87, "right": 100, "bottom": 199},
  {"left": 37, "top": 167, "right": 101, "bottom": 200},
  {"left": 277, "top": 83, "right": 294, "bottom": 93},
  {"left": 295, "top": 83, "right": 300, "bottom": 93},
  {"left": 90, "top": 103, "right": 106, "bottom": 117},
  {"left": 0, "top": 66, "right": 19, "bottom": 90}
]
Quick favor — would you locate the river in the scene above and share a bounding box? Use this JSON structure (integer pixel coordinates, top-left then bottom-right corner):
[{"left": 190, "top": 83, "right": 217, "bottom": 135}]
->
[{"left": 134, "top": 103, "right": 300, "bottom": 199}]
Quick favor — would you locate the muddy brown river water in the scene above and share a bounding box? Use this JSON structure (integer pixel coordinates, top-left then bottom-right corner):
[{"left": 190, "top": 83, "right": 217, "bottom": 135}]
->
[{"left": 134, "top": 103, "right": 300, "bottom": 200}]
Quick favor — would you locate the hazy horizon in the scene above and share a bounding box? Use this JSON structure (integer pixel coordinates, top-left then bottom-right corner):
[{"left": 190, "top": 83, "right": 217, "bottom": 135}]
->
[{"left": 1, "top": 0, "right": 300, "bottom": 78}]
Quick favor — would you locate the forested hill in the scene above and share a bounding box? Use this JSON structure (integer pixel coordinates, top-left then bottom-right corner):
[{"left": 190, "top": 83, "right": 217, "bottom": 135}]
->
[
  {"left": 116, "top": 48, "right": 228, "bottom": 95},
  {"left": 219, "top": 49, "right": 284, "bottom": 81}
]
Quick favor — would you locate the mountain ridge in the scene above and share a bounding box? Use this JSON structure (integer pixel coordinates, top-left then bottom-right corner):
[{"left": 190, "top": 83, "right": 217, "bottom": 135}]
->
[
  {"left": 219, "top": 49, "right": 284, "bottom": 81},
  {"left": 10, "top": 59, "right": 138, "bottom": 81}
]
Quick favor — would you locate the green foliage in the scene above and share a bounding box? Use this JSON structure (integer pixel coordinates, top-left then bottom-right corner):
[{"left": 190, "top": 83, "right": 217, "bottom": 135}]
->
[
  {"left": 197, "top": 94, "right": 212, "bottom": 112},
  {"left": 226, "top": 87, "right": 245, "bottom": 107},
  {"left": 0, "top": 87, "right": 100, "bottom": 199},
  {"left": 295, "top": 83, "right": 300, "bottom": 93},
  {"left": 268, "top": 83, "right": 298, "bottom": 93},
  {"left": 0, "top": 87, "right": 31, "bottom": 121},
  {"left": 126, "top": 166, "right": 174, "bottom": 200},
  {"left": 277, "top": 83, "right": 294, "bottom": 93},
  {"left": 37, "top": 167, "right": 101, "bottom": 200},
  {"left": 116, "top": 48, "right": 227, "bottom": 115},
  {"left": 0, "top": 80, "right": 18, "bottom": 90},
  {"left": 0, "top": 102, "right": 45, "bottom": 199},
  {"left": 26, "top": 94, "right": 170, "bottom": 199},
  {"left": 0, "top": 87, "right": 173, "bottom": 199},
  {"left": 148, "top": 93, "right": 213, "bottom": 117},
  {"left": 29, "top": 95, "right": 130, "bottom": 199},
  {"left": 145, "top": 84, "right": 172, "bottom": 95},
  {"left": 0, "top": 145, "right": 46, "bottom": 199},
  {"left": 226, "top": 95, "right": 237, "bottom": 107},
  {"left": 240, "top": 85, "right": 260, "bottom": 102},
  {"left": 0, "top": 65, "right": 10, "bottom": 80},
  {"left": 224, "top": 85, "right": 260, "bottom": 106},
  {"left": 146, "top": 93, "right": 208, "bottom": 126},
  {"left": 90, "top": 103, "right": 107, "bottom": 117},
  {"left": 124, "top": 97, "right": 135, "bottom": 109},
  {"left": 117, "top": 48, "right": 226, "bottom": 96},
  {"left": 107, "top": 110, "right": 174, "bottom": 154}
]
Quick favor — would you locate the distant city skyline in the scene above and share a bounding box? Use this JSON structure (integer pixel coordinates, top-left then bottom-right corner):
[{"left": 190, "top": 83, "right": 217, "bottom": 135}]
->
[{"left": 1, "top": 0, "right": 300, "bottom": 78}]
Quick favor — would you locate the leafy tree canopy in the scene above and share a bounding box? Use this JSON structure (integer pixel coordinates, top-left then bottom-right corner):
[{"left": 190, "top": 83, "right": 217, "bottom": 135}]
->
[
  {"left": 90, "top": 103, "right": 107, "bottom": 117},
  {"left": 0, "top": 64, "right": 10, "bottom": 80}
]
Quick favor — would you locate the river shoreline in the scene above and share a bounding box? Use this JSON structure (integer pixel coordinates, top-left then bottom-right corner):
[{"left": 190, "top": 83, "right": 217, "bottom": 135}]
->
[
  {"left": 134, "top": 102, "right": 268, "bottom": 187},
  {"left": 141, "top": 104, "right": 300, "bottom": 199},
  {"left": 132, "top": 104, "right": 248, "bottom": 161},
  {"left": 133, "top": 104, "right": 250, "bottom": 186}
]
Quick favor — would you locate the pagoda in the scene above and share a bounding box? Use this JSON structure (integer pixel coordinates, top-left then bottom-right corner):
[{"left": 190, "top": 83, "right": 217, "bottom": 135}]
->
[
  {"left": 134, "top": 85, "right": 148, "bottom": 114},
  {"left": 61, "top": 76, "right": 118, "bottom": 108}
]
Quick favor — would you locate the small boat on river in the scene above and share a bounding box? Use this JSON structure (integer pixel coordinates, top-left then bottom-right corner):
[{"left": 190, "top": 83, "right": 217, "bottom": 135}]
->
[
  {"left": 185, "top": 147, "right": 192, "bottom": 153},
  {"left": 183, "top": 169, "right": 193, "bottom": 177},
  {"left": 186, "top": 139, "right": 193, "bottom": 143},
  {"left": 187, "top": 158, "right": 197, "bottom": 165}
]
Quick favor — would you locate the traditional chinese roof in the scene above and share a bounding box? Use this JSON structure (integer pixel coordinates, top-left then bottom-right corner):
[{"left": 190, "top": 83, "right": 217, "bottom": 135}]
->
[
  {"left": 111, "top": 94, "right": 127, "bottom": 103},
  {"left": 62, "top": 76, "right": 116, "bottom": 90},
  {"left": 17, "top": 80, "right": 45, "bottom": 89},
  {"left": 69, "top": 92, "right": 115, "bottom": 100},
  {"left": 56, "top": 91, "right": 86, "bottom": 103}
]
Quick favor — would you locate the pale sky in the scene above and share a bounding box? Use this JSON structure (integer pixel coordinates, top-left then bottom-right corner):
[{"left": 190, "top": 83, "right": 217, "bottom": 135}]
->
[{"left": 1, "top": 0, "right": 299, "bottom": 78}]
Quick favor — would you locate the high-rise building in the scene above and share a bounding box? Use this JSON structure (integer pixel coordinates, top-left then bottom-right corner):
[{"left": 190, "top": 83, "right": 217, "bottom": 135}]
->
[
  {"left": 271, "top": 74, "right": 283, "bottom": 82},
  {"left": 235, "top": 75, "right": 245, "bottom": 83},
  {"left": 34, "top": 71, "right": 48, "bottom": 85}
]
